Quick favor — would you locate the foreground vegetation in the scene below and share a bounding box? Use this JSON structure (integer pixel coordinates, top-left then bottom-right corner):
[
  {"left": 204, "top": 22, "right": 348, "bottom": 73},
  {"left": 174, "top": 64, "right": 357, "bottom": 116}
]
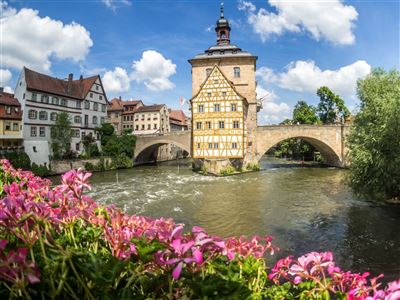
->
[
  {"left": 348, "top": 69, "right": 400, "bottom": 201},
  {"left": 0, "top": 160, "right": 399, "bottom": 299}
]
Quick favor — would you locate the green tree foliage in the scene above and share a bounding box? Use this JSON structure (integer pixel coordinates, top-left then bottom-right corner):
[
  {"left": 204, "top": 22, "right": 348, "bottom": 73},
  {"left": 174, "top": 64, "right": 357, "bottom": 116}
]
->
[
  {"left": 82, "top": 134, "right": 100, "bottom": 158},
  {"left": 98, "top": 123, "right": 136, "bottom": 158},
  {"left": 96, "top": 123, "right": 115, "bottom": 146},
  {"left": 317, "top": 87, "right": 350, "bottom": 124},
  {"left": 51, "top": 112, "right": 72, "bottom": 159},
  {"left": 292, "top": 100, "right": 320, "bottom": 124},
  {"left": 3, "top": 152, "right": 31, "bottom": 170},
  {"left": 348, "top": 69, "right": 400, "bottom": 200}
]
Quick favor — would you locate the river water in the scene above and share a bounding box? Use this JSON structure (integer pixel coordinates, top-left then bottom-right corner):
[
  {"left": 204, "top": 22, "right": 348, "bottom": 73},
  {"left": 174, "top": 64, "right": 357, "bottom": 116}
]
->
[{"left": 83, "top": 157, "right": 400, "bottom": 281}]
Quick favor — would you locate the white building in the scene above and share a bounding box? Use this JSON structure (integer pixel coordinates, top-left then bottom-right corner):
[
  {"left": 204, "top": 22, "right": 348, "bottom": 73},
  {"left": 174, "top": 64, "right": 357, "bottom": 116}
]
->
[{"left": 14, "top": 67, "right": 108, "bottom": 165}]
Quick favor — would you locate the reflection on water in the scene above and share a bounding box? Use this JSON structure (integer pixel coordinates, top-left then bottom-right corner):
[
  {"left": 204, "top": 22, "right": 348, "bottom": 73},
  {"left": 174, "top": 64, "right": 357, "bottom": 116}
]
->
[{"left": 83, "top": 157, "right": 400, "bottom": 281}]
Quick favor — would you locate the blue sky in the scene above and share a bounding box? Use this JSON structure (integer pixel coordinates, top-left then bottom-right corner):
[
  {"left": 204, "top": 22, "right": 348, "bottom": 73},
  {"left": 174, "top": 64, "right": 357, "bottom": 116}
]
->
[{"left": 1, "top": 0, "right": 399, "bottom": 124}]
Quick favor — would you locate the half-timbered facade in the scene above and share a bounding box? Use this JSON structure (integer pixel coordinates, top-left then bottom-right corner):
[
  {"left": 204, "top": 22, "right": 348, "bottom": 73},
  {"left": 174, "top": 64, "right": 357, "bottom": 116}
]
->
[{"left": 191, "top": 65, "right": 246, "bottom": 158}]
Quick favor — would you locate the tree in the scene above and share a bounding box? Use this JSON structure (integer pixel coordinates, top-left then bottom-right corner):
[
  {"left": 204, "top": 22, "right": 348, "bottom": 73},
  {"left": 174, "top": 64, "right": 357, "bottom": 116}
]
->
[
  {"left": 96, "top": 123, "right": 115, "bottom": 146},
  {"left": 101, "top": 131, "right": 137, "bottom": 158},
  {"left": 82, "top": 134, "right": 100, "bottom": 158},
  {"left": 348, "top": 69, "right": 400, "bottom": 200},
  {"left": 317, "top": 87, "right": 350, "bottom": 124},
  {"left": 51, "top": 112, "right": 72, "bottom": 159},
  {"left": 292, "top": 100, "right": 320, "bottom": 124}
]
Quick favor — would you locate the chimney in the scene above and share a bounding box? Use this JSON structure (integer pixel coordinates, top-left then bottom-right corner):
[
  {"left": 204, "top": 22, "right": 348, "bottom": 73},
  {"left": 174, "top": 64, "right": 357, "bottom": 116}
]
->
[
  {"left": 67, "top": 73, "right": 73, "bottom": 94},
  {"left": 119, "top": 96, "right": 121, "bottom": 100},
  {"left": 79, "top": 75, "right": 83, "bottom": 81}
]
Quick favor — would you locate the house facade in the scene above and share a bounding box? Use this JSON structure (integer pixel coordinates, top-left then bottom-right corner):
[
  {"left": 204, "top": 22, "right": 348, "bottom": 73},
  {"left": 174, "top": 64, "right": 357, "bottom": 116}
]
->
[
  {"left": 14, "top": 67, "right": 108, "bottom": 165},
  {"left": 0, "top": 90, "right": 23, "bottom": 152}
]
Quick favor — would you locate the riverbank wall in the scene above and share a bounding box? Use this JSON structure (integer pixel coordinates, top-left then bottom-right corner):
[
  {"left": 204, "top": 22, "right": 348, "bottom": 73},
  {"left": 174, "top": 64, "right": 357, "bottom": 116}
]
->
[{"left": 50, "top": 157, "right": 112, "bottom": 175}]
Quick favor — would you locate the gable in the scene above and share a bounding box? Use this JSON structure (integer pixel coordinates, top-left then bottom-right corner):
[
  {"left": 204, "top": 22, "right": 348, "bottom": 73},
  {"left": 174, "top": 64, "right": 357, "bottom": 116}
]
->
[{"left": 191, "top": 65, "right": 246, "bottom": 104}]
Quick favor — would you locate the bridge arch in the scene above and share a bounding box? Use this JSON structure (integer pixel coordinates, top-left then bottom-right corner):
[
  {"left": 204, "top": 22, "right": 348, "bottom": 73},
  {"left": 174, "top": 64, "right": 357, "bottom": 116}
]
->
[
  {"left": 134, "top": 138, "right": 191, "bottom": 163},
  {"left": 255, "top": 125, "right": 347, "bottom": 167}
]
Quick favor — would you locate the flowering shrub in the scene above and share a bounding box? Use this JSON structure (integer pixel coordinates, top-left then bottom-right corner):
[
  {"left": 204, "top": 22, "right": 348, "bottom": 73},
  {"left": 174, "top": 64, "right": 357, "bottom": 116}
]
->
[{"left": 0, "top": 159, "right": 399, "bottom": 299}]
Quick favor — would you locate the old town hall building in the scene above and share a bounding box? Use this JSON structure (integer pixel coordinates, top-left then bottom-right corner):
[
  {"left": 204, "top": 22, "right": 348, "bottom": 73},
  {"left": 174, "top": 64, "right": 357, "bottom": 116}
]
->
[{"left": 189, "top": 5, "right": 260, "bottom": 172}]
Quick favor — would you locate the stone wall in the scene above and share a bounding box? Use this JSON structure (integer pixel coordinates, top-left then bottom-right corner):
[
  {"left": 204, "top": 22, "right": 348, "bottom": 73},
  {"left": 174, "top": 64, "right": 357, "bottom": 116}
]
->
[{"left": 50, "top": 157, "right": 112, "bottom": 175}]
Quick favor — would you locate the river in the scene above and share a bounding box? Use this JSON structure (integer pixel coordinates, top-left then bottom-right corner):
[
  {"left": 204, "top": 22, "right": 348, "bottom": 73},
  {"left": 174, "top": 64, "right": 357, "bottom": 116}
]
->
[{"left": 82, "top": 157, "right": 400, "bottom": 282}]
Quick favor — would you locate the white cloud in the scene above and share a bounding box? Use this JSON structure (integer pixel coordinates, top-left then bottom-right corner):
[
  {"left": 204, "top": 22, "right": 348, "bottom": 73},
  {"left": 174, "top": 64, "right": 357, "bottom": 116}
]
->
[
  {"left": 0, "top": 1, "right": 93, "bottom": 72},
  {"left": 0, "top": 69, "right": 12, "bottom": 87},
  {"left": 3, "top": 86, "right": 13, "bottom": 93},
  {"left": 261, "top": 101, "right": 291, "bottom": 124},
  {"left": 131, "top": 50, "right": 176, "bottom": 91},
  {"left": 239, "top": 0, "right": 358, "bottom": 45},
  {"left": 101, "top": 0, "right": 131, "bottom": 12},
  {"left": 102, "top": 67, "right": 131, "bottom": 93},
  {"left": 256, "top": 84, "right": 277, "bottom": 102},
  {"left": 256, "top": 84, "right": 289, "bottom": 124},
  {"left": 257, "top": 60, "right": 371, "bottom": 99}
]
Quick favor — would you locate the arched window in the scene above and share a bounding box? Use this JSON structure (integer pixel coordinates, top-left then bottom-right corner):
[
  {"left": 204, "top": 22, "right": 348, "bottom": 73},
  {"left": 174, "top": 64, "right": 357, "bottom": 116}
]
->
[
  {"left": 39, "top": 111, "right": 48, "bottom": 120},
  {"left": 234, "top": 67, "right": 240, "bottom": 78},
  {"left": 28, "top": 110, "right": 37, "bottom": 119}
]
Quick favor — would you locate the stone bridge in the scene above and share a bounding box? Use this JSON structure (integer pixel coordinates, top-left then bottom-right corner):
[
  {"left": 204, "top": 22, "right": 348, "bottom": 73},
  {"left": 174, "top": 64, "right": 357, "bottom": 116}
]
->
[
  {"left": 254, "top": 125, "right": 350, "bottom": 167},
  {"left": 134, "top": 131, "right": 191, "bottom": 163},
  {"left": 134, "top": 124, "right": 350, "bottom": 167}
]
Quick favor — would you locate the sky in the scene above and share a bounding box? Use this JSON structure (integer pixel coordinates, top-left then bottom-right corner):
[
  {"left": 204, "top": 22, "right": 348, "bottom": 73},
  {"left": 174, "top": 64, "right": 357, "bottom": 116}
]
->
[{"left": 1, "top": 0, "right": 399, "bottom": 124}]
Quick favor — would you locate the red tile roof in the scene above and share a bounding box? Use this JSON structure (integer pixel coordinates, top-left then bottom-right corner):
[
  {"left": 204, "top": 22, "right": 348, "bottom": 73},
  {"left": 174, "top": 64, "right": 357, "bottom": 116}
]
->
[
  {"left": 0, "top": 92, "right": 22, "bottom": 120},
  {"left": 24, "top": 67, "right": 101, "bottom": 100},
  {"left": 107, "top": 98, "right": 124, "bottom": 111},
  {"left": 134, "top": 104, "right": 165, "bottom": 113},
  {"left": 169, "top": 109, "right": 187, "bottom": 124}
]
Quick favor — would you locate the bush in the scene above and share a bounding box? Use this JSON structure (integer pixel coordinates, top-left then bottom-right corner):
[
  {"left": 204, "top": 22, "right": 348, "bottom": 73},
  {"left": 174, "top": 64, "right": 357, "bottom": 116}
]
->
[
  {"left": 3, "top": 151, "right": 31, "bottom": 170},
  {"left": 219, "top": 165, "right": 236, "bottom": 175},
  {"left": 0, "top": 159, "right": 399, "bottom": 299},
  {"left": 111, "top": 153, "right": 133, "bottom": 169},
  {"left": 31, "top": 162, "right": 50, "bottom": 177},
  {"left": 246, "top": 163, "right": 260, "bottom": 171}
]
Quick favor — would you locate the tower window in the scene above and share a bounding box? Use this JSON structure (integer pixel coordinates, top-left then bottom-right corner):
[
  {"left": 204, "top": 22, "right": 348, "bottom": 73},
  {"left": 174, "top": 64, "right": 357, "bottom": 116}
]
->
[
  {"left": 234, "top": 67, "right": 240, "bottom": 78},
  {"left": 206, "top": 68, "right": 212, "bottom": 77}
]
